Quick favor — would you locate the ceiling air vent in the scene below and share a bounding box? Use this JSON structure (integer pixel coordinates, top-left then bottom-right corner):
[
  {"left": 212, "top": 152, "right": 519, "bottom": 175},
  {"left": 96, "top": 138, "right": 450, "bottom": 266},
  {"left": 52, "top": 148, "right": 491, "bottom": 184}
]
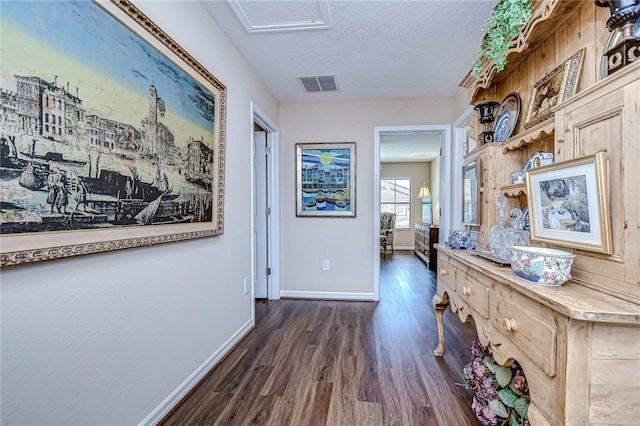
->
[{"left": 297, "top": 75, "right": 338, "bottom": 93}]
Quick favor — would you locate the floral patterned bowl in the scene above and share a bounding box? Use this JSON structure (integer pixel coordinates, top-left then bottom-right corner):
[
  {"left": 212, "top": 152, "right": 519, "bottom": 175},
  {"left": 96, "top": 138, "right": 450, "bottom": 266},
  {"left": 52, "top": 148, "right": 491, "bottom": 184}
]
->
[{"left": 508, "top": 246, "right": 575, "bottom": 286}]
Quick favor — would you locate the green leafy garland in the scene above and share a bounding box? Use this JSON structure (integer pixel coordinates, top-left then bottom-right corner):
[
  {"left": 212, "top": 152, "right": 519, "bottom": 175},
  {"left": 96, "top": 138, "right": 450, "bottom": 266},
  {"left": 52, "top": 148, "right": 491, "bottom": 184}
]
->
[{"left": 472, "top": 0, "right": 532, "bottom": 78}]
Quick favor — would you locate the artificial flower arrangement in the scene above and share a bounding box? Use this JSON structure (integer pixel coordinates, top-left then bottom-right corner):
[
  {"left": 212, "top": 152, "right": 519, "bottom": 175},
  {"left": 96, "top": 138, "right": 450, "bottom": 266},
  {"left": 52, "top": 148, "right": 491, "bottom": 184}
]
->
[{"left": 460, "top": 339, "right": 530, "bottom": 426}]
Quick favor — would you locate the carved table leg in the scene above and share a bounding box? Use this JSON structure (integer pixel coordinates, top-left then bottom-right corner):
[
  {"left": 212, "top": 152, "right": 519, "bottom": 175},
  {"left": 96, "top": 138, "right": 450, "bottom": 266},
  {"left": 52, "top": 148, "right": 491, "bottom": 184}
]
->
[{"left": 432, "top": 294, "right": 449, "bottom": 356}]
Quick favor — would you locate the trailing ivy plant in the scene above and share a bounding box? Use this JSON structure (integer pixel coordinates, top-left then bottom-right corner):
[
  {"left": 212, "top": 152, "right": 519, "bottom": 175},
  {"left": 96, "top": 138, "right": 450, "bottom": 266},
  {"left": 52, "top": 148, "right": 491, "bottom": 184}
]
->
[{"left": 472, "top": 0, "right": 532, "bottom": 78}]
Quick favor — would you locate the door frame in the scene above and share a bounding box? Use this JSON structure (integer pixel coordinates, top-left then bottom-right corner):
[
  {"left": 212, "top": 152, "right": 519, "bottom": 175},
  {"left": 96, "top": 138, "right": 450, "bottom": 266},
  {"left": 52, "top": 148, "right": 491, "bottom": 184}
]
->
[
  {"left": 251, "top": 102, "right": 280, "bottom": 300},
  {"left": 373, "top": 124, "right": 451, "bottom": 301},
  {"left": 450, "top": 106, "right": 476, "bottom": 232}
]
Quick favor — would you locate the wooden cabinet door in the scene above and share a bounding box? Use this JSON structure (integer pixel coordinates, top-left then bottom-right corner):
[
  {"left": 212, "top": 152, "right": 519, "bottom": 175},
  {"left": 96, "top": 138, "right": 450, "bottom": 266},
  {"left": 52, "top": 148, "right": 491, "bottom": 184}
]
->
[{"left": 558, "top": 78, "right": 640, "bottom": 304}]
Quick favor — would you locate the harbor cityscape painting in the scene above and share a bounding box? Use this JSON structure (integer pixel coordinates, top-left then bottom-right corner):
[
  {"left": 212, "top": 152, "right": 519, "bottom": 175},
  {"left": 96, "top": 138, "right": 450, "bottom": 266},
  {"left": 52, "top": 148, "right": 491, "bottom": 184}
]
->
[
  {"left": 296, "top": 142, "right": 355, "bottom": 217},
  {"left": 0, "top": 1, "right": 226, "bottom": 265}
]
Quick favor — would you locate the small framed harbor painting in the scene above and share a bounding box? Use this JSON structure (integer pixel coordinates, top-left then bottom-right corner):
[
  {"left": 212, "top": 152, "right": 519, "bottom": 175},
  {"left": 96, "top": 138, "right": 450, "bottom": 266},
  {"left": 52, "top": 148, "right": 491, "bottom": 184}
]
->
[
  {"left": 525, "top": 152, "right": 613, "bottom": 254},
  {"left": 296, "top": 142, "right": 356, "bottom": 218},
  {"left": 0, "top": 1, "right": 226, "bottom": 267}
]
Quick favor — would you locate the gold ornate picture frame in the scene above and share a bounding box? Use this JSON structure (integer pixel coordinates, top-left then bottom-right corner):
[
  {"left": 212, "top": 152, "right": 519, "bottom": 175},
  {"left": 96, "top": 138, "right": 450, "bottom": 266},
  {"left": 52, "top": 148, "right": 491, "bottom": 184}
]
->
[
  {"left": 0, "top": 1, "right": 226, "bottom": 267},
  {"left": 524, "top": 48, "right": 585, "bottom": 128}
]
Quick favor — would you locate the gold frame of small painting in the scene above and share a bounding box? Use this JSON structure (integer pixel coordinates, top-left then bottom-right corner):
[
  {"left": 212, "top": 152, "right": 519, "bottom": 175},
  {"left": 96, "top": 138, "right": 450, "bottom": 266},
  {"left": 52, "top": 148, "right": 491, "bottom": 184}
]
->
[
  {"left": 524, "top": 48, "right": 585, "bottom": 129},
  {"left": 525, "top": 152, "right": 613, "bottom": 254}
]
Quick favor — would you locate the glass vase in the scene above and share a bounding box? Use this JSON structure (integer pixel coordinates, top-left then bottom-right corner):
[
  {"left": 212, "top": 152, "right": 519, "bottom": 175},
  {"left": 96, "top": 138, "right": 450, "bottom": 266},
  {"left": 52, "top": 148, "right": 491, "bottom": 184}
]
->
[{"left": 489, "top": 196, "right": 508, "bottom": 260}]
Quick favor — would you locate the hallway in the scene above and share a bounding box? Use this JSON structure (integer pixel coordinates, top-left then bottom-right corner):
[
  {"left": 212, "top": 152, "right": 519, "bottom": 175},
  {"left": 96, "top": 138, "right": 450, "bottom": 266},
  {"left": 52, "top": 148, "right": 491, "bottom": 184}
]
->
[{"left": 162, "top": 251, "right": 480, "bottom": 425}]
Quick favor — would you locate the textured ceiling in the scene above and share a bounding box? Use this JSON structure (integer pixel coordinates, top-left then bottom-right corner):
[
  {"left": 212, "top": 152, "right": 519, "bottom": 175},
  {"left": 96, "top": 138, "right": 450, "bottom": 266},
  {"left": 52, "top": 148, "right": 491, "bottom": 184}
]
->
[
  {"left": 380, "top": 131, "right": 441, "bottom": 162},
  {"left": 202, "top": 0, "right": 497, "bottom": 102},
  {"left": 201, "top": 0, "right": 496, "bottom": 162}
]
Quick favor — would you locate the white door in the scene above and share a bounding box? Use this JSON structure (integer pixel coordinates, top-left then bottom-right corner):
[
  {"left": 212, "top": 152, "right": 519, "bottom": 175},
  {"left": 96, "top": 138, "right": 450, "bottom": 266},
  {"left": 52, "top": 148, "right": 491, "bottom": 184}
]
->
[{"left": 253, "top": 129, "right": 269, "bottom": 298}]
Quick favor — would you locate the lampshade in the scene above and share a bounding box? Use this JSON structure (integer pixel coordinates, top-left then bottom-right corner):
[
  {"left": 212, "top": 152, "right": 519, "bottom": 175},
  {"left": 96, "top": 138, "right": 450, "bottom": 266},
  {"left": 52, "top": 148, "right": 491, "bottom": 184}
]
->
[{"left": 417, "top": 183, "right": 431, "bottom": 199}]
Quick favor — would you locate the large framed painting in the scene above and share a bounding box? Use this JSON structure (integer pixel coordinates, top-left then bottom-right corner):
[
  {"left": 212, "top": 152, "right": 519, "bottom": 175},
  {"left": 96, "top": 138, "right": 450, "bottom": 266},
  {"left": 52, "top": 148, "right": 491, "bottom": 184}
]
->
[
  {"left": 296, "top": 142, "right": 356, "bottom": 218},
  {"left": 525, "top": 152, "right": 613, "bottom": 254},
  {"left": 524, "top": 48, "right": 584, "bottom": 129},
  {"left": 0, "top": 1, "right": 226, "bottom": 267}
]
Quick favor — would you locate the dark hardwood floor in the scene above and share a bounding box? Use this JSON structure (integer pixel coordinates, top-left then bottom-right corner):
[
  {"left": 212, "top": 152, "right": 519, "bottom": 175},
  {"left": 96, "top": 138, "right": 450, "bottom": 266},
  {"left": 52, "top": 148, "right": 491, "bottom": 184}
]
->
[{"left": 161, "top": 251, "right": 480, "bottom": 425}]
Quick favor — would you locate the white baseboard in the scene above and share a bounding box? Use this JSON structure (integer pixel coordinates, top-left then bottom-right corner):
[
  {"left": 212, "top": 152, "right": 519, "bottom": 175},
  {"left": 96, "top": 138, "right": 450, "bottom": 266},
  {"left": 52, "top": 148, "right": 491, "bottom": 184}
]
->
[
  {"left": 138, "top": 318, "right": 255, "bottom": 426},
  {"left": 280, "top": 290, "right": 376, "bottom": 301},
  {"left": 392, "top": 245, "right": 414, "bottom": 251}
]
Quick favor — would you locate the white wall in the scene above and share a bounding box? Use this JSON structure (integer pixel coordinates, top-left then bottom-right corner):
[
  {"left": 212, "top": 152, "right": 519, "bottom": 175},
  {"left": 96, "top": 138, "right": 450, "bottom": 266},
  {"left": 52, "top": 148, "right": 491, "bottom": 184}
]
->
[
  {"left": 454, "top": 86, "right": 472, "bottom": 120},
  {"left": 279, "top": 98, "right": 453, "bottom": 299},
  {"left": 0, "top": 2, "right": 278, "bottom": 425},
  {"left": 381, "top": 162, "right": 432, "bottom": 248}
]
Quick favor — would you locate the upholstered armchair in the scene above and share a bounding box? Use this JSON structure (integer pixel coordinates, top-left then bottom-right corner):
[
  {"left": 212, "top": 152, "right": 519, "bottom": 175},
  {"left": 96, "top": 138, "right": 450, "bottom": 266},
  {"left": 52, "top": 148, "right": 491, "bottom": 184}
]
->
[{"left": 380, "top": 212, "right": 396, "bottom": 256}]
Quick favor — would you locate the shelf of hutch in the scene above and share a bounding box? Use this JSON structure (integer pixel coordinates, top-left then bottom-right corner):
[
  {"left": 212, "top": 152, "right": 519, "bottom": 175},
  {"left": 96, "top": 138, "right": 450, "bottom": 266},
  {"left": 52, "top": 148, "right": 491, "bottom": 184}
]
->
[
  {"left": 501, "top": 183, "right": 527, "bottom": 197},
  {"left": 463, "top": 138, "right": 501, "bottom": 161},
  {"left": 501, "top": 119, "right": 554, "bottom": 153}
]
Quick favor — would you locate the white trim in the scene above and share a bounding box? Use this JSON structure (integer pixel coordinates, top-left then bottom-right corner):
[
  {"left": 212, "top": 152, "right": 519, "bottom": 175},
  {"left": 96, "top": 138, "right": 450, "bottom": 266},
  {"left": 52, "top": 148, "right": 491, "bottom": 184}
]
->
[
  {"left": 374, "top": 124, "right": 450, "bottom": 299},
  {"left": 251, "top": 102, "right": 281, "bottom": 301},
  {"left": 373, "top": 129, "right": 381, "bottom": 302},
  {"left": 280, "top": 290, "right": 376, "bottom": 301},
  {"left": 138, "top": 319, "right": 254, "bottom": 426},
  {"left": 228, "top": 0, "right": 332, "bottom": 33},
  {"left": 450, "top": 106, "right": 476, "bottom": 234},
  {"left": 391, "top": 245, "right": 414, "bottom": 251},
  {"left": 439, "top": 125, "right": 453, "bottom": 244}
]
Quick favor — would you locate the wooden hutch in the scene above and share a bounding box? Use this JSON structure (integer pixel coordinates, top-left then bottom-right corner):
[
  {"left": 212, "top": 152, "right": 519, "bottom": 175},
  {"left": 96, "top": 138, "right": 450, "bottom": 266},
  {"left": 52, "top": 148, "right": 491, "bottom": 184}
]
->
[{"left": 433, "top": 1, "right": 640, "bottom": 425}]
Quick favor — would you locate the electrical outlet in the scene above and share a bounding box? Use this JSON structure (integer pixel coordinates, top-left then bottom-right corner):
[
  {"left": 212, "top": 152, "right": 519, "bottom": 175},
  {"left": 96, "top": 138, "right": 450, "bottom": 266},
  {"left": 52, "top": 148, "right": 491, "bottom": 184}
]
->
[
  {"left": 243, "top": 276, "right": 250, "bottom": 294},
  {"left": 322, "top": 260, "right": 330, "bottom": 271}
]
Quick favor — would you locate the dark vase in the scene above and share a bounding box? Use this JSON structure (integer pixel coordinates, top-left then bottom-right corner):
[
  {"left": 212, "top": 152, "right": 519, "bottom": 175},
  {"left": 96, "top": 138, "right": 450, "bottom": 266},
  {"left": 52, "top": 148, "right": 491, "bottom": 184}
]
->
[
  {"left": 596, "top": 0, "right": 640, "bottom": 75},
  {"left": 597, "top": 0, "right": 638, "bottom": 14},
  {"left": 474, "top": 101, "right": 500, "bottom": 145},
  {"left": 474, "top": 101, "right": 500, "bottom": 125},
  {"left": 595, "top": 0, "right": 640, "bottom": 30}
]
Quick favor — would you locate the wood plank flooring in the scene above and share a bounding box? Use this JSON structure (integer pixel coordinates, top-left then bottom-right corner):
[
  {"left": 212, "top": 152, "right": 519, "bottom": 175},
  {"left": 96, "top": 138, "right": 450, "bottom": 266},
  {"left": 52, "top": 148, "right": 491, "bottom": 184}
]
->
[{"left": 161, "top": 251, "right": 481, "bottom": 425}]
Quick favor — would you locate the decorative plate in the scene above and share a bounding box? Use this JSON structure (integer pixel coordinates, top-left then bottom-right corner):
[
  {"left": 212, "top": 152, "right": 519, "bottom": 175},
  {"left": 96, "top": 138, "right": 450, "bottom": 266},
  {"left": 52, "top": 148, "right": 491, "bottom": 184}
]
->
[
  {"left": 521, "top": 152, "right": 553, "bottom": 172},
  {"left": 493, "top": 92, "right": 520, "bottom": 143},
  {"left": 522, "top": 205, "right": 530, "bottom": 231},
  {"left": 493, "top": 110, "right": 512, "bottom": 143}
]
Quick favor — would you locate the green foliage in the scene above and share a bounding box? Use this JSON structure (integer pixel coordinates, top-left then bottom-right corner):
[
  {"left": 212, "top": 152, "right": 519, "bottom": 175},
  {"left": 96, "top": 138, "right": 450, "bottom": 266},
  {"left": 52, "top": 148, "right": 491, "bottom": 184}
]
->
[
  {"left": 509, "top": 381, "right": 524, "bottom": 396},
  {"left": 498, "top": 388, "right": 519, "bottom": 408},
  {"left": 472, "top": 0, "right": 532, "bottom": 78},
  {"left": 514, "top": 397, "right": 530, "bottom": 419},
  {"left": 490, "top": 399, "right": 509, "bottom": 418},
  {"left": 496, "top": 365, "right": 512, "bottom": 387},
  {"left": 509, "top": 410, "right": 525, "bottom": 426},
  {"left": 483, "top": 355, "right": 498, "bottom": 373}
]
